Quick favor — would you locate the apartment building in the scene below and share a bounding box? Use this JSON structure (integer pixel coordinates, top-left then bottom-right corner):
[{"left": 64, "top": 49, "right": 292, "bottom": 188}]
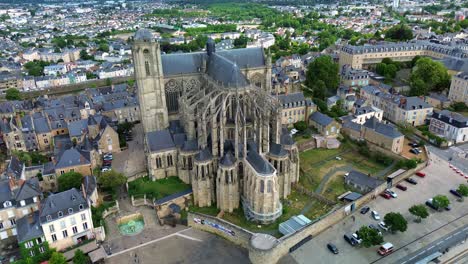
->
[
  {"left": 429, "top": 110, "right": 468, "bottom": 144},
  {"left": 448, "top": 71, "right": 468, "bottom": 104},
  {"left": 340, "top": 41, "right": 468, "bottom": 69},
  {"left": 360, "top": 85, "right": 433, "bottom": 126},
  {"left": 39, "top": 188, "right": 94, "bottom": 251},
  {"left": 275, "top": 92, "right": 316, "bottom": 127}
]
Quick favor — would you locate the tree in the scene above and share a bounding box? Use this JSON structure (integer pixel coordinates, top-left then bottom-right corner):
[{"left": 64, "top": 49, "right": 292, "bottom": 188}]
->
[
  {"left": 57, "top": 172, "right": 83, "bottom": 192},
  {"left": 432, "top": 195, "right": 450, "bottom": 210},
  {"left": 5, "top": 88, "right": 21, "bottom": 100},
  {"left": 383, "top": 212, "right": 407, "bottom": 233},
  {"left": 409, "top": 57, "right": 451, "bottom": 96},
  {"left": 409, "top": 204, "right": 429, "bottom": 223},
  {"left": 293, "top": 121, "right": 307, "bottom": 132},
  {"left": 98, "top": 43, "right": 109, "bottom": 52},
  {"left": 49, "top": 252, "right": 67, "bottom": 264},
  {"left": 305, "top": 56, "right": 339, "bottom": 99},
  {"left": 457, "top": 184, "right": 468, "bottom": 197},
  {"left": 385, "top": 24, "right": 413, "bottom": 41},
  {"left": 73, "top": 249, "right": 89, "bottom": 264},
  {"left": 80, "top": 50, "right": 93, "bottom": 60},
  {"left": 106, "top": 78, "right": 112, "bottom": 86},
  {"left": 357, "top": 226, "right": 384, "bottom": 247},
  {"left": 98, "top": 170, "right": 127, "bottom": 191}
]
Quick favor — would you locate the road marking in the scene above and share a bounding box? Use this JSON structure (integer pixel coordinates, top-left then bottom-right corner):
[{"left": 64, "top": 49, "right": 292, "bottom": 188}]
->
[
  {"left": 454, "top": 231, "right": 461, "bottom": 235},
  {"left": 436, "top": 241, "right": 443, "bottom": 245},
  {"left": 428, "top": 246, "right": 435, "bottom": 250},
  {"left": 176, "top": 233, "right": 203, "bottom": 242},
  {"left": 107, "top": 228, "right": 191, "bottom": 258}
]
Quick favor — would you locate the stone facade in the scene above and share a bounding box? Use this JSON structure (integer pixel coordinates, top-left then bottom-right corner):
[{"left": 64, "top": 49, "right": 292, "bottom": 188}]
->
[
  {"left": 448, "top": 72, "right": 468, "bottom": 104},
  {"left": 133, "top": 30, "right": 298, "bottom": 224}
]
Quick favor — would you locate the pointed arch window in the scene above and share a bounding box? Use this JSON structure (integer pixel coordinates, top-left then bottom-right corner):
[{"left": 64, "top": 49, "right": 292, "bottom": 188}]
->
[{"left": 145, "top": 61, "right": 150, "bottom": 76}]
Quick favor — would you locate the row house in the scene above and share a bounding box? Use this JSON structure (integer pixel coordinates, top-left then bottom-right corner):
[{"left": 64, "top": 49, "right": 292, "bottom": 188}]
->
[
  {"left": 275, "top": 92, "right": 316, "bottom": 127},
  {"left": 429, "top": 110, "right": 468, "bottom": 144},
  {"left": 360, "top": 85, "right": 433, "bottom": 126}
]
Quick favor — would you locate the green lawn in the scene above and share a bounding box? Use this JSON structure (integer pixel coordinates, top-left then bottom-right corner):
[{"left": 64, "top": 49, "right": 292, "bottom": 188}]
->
[
  {"left": 128, "top": 176, "right": 191, "bottom": 200},
  {"left": 188, "top": 190, "right": 329, "bottom": 238},
  {"left": 322, "top": 174, "right": 351, "bottom": 201}
]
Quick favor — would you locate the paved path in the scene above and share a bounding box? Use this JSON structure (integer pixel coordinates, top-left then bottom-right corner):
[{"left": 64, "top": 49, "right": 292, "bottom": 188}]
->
[
  {"left": 315, "top": 164, "right": 353, "bottom": 193},
  {"left": 396, "top": 224, "right": 468, "bottom": 264}
]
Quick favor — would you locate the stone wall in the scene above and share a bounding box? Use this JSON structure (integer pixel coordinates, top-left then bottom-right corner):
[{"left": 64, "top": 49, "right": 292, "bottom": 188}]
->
[
  {"left": 367, "top": 141, "right": 406, "bottom": 161},
  {"left": 187, "top": 212, "right": 254, "bottom": 249},
  {"left": 189, "top": 162, "right": 428, "bottom": 264}
]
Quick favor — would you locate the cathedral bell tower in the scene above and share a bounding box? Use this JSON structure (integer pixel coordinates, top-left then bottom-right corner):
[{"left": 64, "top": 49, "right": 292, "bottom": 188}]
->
[{"left": 132, "top": 29, "right": 169, "bottom": 133}]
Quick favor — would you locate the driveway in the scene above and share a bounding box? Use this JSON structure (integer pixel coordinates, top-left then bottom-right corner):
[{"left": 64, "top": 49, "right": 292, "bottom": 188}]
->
[
  {"left": 290, "top": 150, "right": 468, "bottom": 264},
  {"left": 112, "top": 123, "right": 146, "bottom": 177}
]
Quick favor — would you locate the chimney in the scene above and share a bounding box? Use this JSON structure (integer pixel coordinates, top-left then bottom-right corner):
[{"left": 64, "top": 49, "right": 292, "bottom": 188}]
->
[{"left": 28, "top": 213, "right": 35, "bottom": 225}]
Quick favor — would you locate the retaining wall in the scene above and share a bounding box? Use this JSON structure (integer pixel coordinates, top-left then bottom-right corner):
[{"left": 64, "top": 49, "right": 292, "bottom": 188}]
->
[{"left": 189, "top": 163, "right": 427, "bottom": 264}]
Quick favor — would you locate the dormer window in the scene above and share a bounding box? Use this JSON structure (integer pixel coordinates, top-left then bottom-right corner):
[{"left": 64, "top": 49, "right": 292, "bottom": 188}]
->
[
  {"left": 68, "top": 208, "right": 73, "bottom": 214},
  {"left": 46, "top": 215, "right": 52, "bottom": 221},
  {"left": 58, "top": 211, "right": 63, "bottom": 218},
  {"left": 79, "top": 204, "right": 84, "bottom": 210},
  {"left": 3, "top": 201, "right": 12, "bottom": 207},
  {"left": 20, "top": 200, "right": 26, "bottom": 207}
]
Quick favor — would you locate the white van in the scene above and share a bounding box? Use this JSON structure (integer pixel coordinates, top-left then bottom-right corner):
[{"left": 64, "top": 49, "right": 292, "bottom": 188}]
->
[{"left": 378, "top": 242, "right": 394, "bottom": 256}]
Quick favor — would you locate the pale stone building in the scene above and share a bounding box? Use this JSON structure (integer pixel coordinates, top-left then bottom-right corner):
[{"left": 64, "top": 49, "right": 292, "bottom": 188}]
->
[
  {"left": 133, "top": 29, "right": 299, "bottom": 224},
  {"left": 448, "top": 72, "right": 468, "bottom": 104}
]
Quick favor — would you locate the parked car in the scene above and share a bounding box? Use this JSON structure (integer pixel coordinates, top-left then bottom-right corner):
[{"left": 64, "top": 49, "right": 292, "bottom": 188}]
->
[
  {"left": 445, "top": 204, "right": 452, "bottom": 211},
  {"left": 410, "top": 148, "right": 419, "bottom": 155},
  {"left": 396, "top": 184, "right": 407, "bottom": 191},
  {"left": 405, "top": 178, "right": 418, "bottom": 185},
  {"left": 415, "top": 171, "right": 426, "bottom": 177},
  {"left": 369, "top": 224, "right": 382, "bottom": 236},
  {"left": 378, "top": 242, "right": 394, "bottom": 256},
  {"left": 344, "top": 234, "right": 358, "bottom": 246},
  {"left": 335, "top": 156, "right": 342, "bottom": 161},
  {"left": 360, "top": 206, "right": 370, "bottom": 214},
  {"left": 371, "top": 211, "right": 381, "bottom": 220},
  {"left": 102, "top": 167, "right": 111, "bottom": 172},
  {"left": 425, "top": 199, "right": 438, "bottom": 210},
  {"left": 408, "top": 142, "right": 419, "bottom": 148},
  {"left": 450, "top": 189, "right": 463, "bottom": 199},
  {"left": 352, "top": 233, "right": 363, "bottom": 244},
  {"left": 327, "top": 243, "right": 339, "bottom": 254},
  {"left": 378, "top": 221, "right": 389, "bottom": 232},
  {"left": 385, "top": 189, "right": 397, "bottom": 198},
  {"left": 290, "top": 129, "right": 298, "bottom": 135},
  {"left": 380, "top": 192, "right": 392, "bottom": 199}
]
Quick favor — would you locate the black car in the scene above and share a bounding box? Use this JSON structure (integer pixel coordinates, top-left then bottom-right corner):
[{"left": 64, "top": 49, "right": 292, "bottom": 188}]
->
[
  {"left": 344, "top": 234, "right": 358, "bottom": 246},
  {"left": 368, "top": 224, "right": 382, "bottom": 236},
  {"left": 450, "top": 189, "right": 463, "bottom": 199},
  {"left": 405, "top": 178, "right": 418, "bottom": 185},
  {"left": 410, "top": 148, "right": 421, "bottom": 155},
  {"left": 408, "top": 142, "right": 419, "bottom": 148},
  {"left": 360, "top": 206, "right": 370, "bottom": 214},
  {"left": 327, "top": 243, "right": 339, "bottom": 254},
  {"left": 425, "top": 199, "right": 438, "bottom": 210}
]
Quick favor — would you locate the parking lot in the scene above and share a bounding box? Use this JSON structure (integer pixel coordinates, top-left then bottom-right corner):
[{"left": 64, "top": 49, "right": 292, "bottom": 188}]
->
[{"left": 290, "top": 151, "right": 468, "bottom": 264}]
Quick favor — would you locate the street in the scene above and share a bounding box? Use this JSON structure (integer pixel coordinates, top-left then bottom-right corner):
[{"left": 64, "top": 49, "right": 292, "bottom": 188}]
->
[
  {"left": 427, "top": 144, "right": 468, "bottom": 176},
  {"left": 397, "top": 224, "right": 468, "bottom": 264},
  {"left": 289, "top": 150, "right": 468, "bottom": 264}
]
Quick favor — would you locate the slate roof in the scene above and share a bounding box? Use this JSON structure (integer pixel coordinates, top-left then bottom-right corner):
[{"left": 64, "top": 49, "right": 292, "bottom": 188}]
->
[
  {"left": 309, "top": 111, "right": 334, "bottom": 126},
  {"left": 14, "top": 178, "right": 41, "bottom": 203},
  {"left": 432, "top": 110, "right": 468, "bottom": 128},
  {"left": 280, "top": 128, "right": 294, "bottom": 145},
  {"left": 219, "top": 151, "right": 236, "bottom": 167},
  {"left": 16, "top": 211, "right": 43, "bottom": 243},
  {"left": 345, "top": 170, "right": 383, "bottom": 190},
  {"left": 246, "top": 150, "right": 275, "bottom": 175},
  {"left": 39, "top": 188, "right": 89, "bottom": 224},
  {"left": 68, "top": 119, "right": 88, "bottom": 138},
  {"left": 343, "top": 120, "right": 362, "bottom": 132},
  {"left": 33, "top": 117, "right": 51, "bottom": 133},
  {"left": 341, "top": 192, "right": 363, "bottom": 202},
  {"left": 43, "top": 162, "right": 55, "bottom": 175},
  {"left": 6, "top": 156, "right": 23, "bottom": 180},
  {"left": 181, "top": 139, "right": 198, "bottom": 152},
  {"left": 146, "top": 129, "right": 175, "bottom": 152},
  {"left": 55, "top": 148, "right": 90, "bottom": 169},
  {"left": 276, "top": 92, "right": 313, "bottom": 108},
  {"left": 134, "top": 29, "right": 154, "bottom": 41},
  {"left": 427, "top": 92, "right": 450, "bottom": 102},
  {"left": 269, "top": 143, "right": 288, "bottom": 157},
  {"left": 0, "top": 180, "right": 14, "bottom": 209},
  {"left": 363, "top": 117, "right": 403, "bottom": 139},
  {"left": 355, "top": 106, "right": 376, "bottom": 116},
  {"left": 401, "top": 97, "right": 432, "bottom": 110},
  {"left": 206, "top": 53, "right": 248, "bottom": 88},
  {"left": 154, "top": 188, "right": 192, "bottom": 205},
  {"left": 195, "top": 148, "right": 212, "bottom": 162},
  {"left": 160, "top": 48, "right": 265, "bottom": 76}
]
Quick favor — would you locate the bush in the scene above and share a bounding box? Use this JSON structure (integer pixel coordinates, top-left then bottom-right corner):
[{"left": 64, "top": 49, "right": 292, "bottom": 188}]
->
[
  {"left": 57, "top": 172, "right": 83, "bottom": 192},
  {"left": 293, "top": 121, "right": 307, "bottom": 132}
]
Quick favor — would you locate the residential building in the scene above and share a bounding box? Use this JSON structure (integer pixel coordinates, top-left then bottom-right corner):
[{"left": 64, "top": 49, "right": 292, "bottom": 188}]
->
[
  {"left": 39, "top": 188, "right": 94, "bottom": 251},
  {"left": 309, "top": 112, "right": 341, "bottom": 137},
  {"left": 448, "top": 72, "right": 468, "bottom": 104},
  {"left": 425, "top": 92, "right": 451, "bottom": 109},
  {"left": 429, "top": 110, "right": 468, "bottom": 144},
  {"left": 340, "top": 65, "right": 369, "bottom": 87},
  {"left": 276, "top": 92, "right": 315, "bottom": 127},
  {"left": 54, "top": 148, "right": 92, "bottom": 177},
  {"left": 16, "top": 211, "right": 48, "bottom": 260}
]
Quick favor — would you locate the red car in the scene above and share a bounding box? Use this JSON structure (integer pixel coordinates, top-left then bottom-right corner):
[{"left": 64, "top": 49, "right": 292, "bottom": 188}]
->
[
  {"left": 396, "top": 184, "right": 407, "bottom": 191},
  {"left": 380, "top": 192, "right": 392, "bottom": 199},
  {"left": 415, "top": 171, "right": 426, "bottom": 177}
]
